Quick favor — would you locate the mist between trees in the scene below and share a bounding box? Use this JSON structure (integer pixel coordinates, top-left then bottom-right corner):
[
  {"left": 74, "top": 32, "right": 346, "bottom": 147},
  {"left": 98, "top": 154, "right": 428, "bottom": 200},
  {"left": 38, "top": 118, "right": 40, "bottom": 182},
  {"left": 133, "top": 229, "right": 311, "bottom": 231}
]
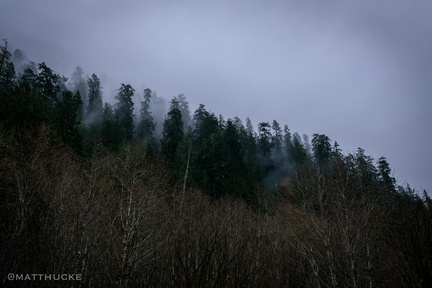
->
[{"left": 1, "top": 41, "right": 431, "bottom": 287}]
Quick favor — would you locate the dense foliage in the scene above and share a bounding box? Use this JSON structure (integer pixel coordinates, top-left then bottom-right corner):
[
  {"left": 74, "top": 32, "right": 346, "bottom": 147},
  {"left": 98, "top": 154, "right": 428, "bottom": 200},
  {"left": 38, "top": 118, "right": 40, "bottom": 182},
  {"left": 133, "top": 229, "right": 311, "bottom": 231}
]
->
[{"left": 1, "top": 41, "right": 431, "bottom": 287}]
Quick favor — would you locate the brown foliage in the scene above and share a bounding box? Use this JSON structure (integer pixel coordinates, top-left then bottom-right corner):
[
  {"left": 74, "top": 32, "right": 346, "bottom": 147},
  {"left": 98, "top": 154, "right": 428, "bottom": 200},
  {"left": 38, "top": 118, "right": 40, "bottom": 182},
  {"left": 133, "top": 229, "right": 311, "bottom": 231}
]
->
[{"left": 0, "top": 127, "right": 429, "bottom": 287}]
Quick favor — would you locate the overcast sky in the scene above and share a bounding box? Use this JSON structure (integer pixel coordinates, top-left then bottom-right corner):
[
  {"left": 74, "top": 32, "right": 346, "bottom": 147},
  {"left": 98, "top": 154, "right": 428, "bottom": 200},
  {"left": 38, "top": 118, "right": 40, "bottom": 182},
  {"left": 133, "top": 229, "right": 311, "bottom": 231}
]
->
[{"left": 1, "top": 0, "right": 431, "bottom": 193}]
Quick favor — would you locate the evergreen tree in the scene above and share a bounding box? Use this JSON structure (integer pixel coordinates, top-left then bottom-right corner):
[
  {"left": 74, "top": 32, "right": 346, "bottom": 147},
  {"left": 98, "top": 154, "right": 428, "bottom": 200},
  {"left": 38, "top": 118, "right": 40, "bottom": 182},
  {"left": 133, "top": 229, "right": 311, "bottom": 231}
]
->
[
  {"left": 69, "top": 66, "right": 88, "bottom": 111},
  {"left": 232, "top": 117, "right": 243, "bottom": 130},
  {"left": 0, "top": 40, "right": 16, "bottom": 125},
  {"left": 378, "top": 156, "right": 396, "bottom": 192},
  {"left": 291, "top": 132, "right": 308, "bottom": 166},
  {"left": 101, "top": 103, "right": 125, "bottom": 150},
  {"left": 244, "top": 117, "right": 259, "bottom": 178},
  {"left": 137, "top": 88, "right": 156, "bottom": 143},
  {"left": 302, "top": 134, "right": 312, "bottom": 156},
  {"left": 11, "top": 48, "right": 26, "bottom": 72},
  {"left": 192, "top": 104, "right": 208, "bottom": 132},
  {"left": 354, "top": 148, "right": 379, "bottom": 196},
  {"left": 221, "top": 119, "right": 250, "bottom": 198},
  {"left": 10, "top": 69, "right": 46, "bottom": 128},
  {"left": 245, "top": 117, "right": 255, "bottom": 137},
  {"left": 177, "top": 93, "right": 192, "bottom": 132},
  {"left": 0, "top": 39, "right": 12, "bottom": 78},
  {"left": 161, "top": 107, "right": 184, "bottom": 163},
  {"left": 87, "top": 73, "right": 103, "bottom": 123},
  {"left": 258, "top": 122, "right": 273, "bottom": 157},
  {"left": 53, "top": 90, "right": 83, "bottom": 152},
  {"left": 271, "top": 120, "right": 283, "bottom": 161},
  {"left": 191, "top": 109, "right": 223, "bottom": 197},
  {"left": 311, "top": 133, "right": 332, "bottom": 173},
  {"left": 0, "top": 42, "right": 15, "bottom": 96},
  {"left": 257, "top": 122, "right": 274, "bottom": 176},
  {"left": 35, "top": 62, "right": 59, "bottom": 106},
  {"left": 114, "top": 83, "right": 135, "bottom": 141},
  {"left": 283, "top": 124, "right": 292, "bottom": 160}
]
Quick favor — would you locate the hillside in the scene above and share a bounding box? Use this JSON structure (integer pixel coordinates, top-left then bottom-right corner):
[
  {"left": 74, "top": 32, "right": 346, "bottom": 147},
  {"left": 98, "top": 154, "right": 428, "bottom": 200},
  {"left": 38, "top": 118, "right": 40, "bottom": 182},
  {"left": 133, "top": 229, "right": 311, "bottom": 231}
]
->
[{"left": 1, "top": 42, "right": 431, "bottom": 287}]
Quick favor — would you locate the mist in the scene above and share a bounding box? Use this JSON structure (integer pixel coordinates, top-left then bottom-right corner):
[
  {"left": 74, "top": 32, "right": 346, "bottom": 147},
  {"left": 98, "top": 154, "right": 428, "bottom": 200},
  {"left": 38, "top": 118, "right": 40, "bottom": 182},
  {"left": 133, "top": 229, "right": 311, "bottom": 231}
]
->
[{"left": 1, "top": 0, "right": 431, "bottom": 192}]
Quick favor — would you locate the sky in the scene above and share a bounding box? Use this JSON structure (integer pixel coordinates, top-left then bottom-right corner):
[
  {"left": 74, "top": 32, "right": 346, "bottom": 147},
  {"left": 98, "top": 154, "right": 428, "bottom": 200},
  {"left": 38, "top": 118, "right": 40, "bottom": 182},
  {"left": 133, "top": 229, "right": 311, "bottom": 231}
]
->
[{"left": 1, "top": 0, "right": 431, "bottom": 193}]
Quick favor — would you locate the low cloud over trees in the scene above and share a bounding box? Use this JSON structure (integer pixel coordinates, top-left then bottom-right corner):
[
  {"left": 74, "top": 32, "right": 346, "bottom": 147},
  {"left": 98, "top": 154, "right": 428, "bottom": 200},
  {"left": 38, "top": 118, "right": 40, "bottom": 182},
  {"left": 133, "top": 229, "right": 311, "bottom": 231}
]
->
[{"left": 1, "top": 41, "right": 431, "bottom": 287}]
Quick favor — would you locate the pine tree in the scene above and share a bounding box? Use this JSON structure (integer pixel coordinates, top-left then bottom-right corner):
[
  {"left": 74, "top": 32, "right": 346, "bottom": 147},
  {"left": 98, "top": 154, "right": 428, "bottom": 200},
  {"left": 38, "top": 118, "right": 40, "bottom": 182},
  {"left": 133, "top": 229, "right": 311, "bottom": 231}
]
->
[
  {"left": 53, "top": 90, "right": 83, "bottom": 152},
  {"left": 137, "top": 88, "right": 156, "bottom": 143},
  {"left": 258, "top": 122, "right": 274, "bottom": 176},
  {"left": 101, "top": 103, "right": 125, "bottom": 150},
  {"left": 69, "top": 66, "right": 88, "bottom": 112},
  {"left": 177, "top": 93, "right": 192, "bottom": 132},
  {"left": 283, "top": 124, "right": 292, "bottom": 160},
  {"left": 191, "top": 109, "right": 223, "bottom": 197},
  {"left": 377, "top": 156, "right": 396, "bottom": 192},
  {"left": 114, "top": 83, "right": 135, "bottom": 141},
  {"left": 291, "top": 132, "right": 308, "bottom": 166},
  {"left": 311, "top": 133, "right": 332, "bottom": 173},
  {"left": 354, "top": 148, "right": 379, "bottom": 196},
  {"left": 35, "top": 62, "right": 59, "bottom": 106},
  {"left": 87, "top": 73, "right": 103, "bottom": 123},
  {"left": 271, "top": 120, "right": 283, "bottom": 161},
  {"left": 0, "top": 40, "right": 16, "bottom": 125},
  {"left": 161, "top": 107, "right": 184, "bottom": 163}
]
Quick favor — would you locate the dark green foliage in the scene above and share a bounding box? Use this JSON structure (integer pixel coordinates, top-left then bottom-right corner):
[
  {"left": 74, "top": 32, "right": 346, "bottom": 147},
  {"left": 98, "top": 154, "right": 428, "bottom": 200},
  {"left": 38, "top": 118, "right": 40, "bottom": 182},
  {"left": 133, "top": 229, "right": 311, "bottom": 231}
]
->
[
  {"left": 0, "top": 58, "right": 15, "bottom": 96},
  {"left": 282, "top": 124, "right": 292, "bottom": 159},
  {"left": 1, "top": 42, "right": 430, "bottom": 287},
  {"left": 35, "top": 62, "right": 60, "bottom": 106},
  {"left": 53, "top": 90, "right": 83, "bottom": 152},
  {"left": 0, "top": 40, "right": 16, "bottom": 126},
  {"left": 190, "top": 106, "right": 223, "bottom": 196},
  {"left": 257, "top": 122, "right": 273, "bottom": 157},
  {"left": 101, "top": 103, "right": 126, "bottom": 151},
  {"left": 355, "top": 148, "right": 379, "bottom": 193},
  {"left": 378, "top": 156, "right": 396, "bottom": 192},
  {"left": 176, "top": 93, "right": 192, "bottom": 132},
  {"left": 271, "top": 120, "right": 283, "bottom": 160},
  {"left": 257, "top": 122, "right": 274, "bottom": 177},
  {"left": 312, "top": 133, "right": 332, "bottom": 172},
  {"left": 220, "top": 119, "right": 251, "bottom": 198},
  {"left": 69, "top": 66, "right": 88, "bottom": 110},
  {"left": 290, "top": 132, "right": 309, "bottom": 166},
  {"left": 87, "top": 73, "right": 103, "bottom": 122},
  {"left": 114, "top": 83, "right": 135, "bottom": 141},
  {"left": 0, "top": 40, "right": 11, "bottom": 70},
  {"left": 161, "top": 107, "right": 184, "bottom": 164},
  {"left": 137, "top": 88, "right": 156, "bottom": 143}
]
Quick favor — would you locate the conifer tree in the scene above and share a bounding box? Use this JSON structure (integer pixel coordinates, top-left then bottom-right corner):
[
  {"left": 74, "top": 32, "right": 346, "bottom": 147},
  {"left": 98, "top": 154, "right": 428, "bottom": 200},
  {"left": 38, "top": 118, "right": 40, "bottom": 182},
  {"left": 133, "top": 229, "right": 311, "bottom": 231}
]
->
[
  {"left": 87, "top": 73, "right": 103, "bottom": 123},
  {"left": 161, "top": 107, "right": 184, "bottom": 163},
  {"left": 258, "top": 122, "right": 274, "bottom": 176},
  {"left": 137, "top": 88, "right": 155, "bottom": 143},
  {"left": 283, "top": 124, "right": 292, "bottom": 160},
  {"left": 114, "top": 83, "right": 135, "bottom": 141},
  {"left": 271, "top": 120, "right": 283, "bottom": 161},
  {"left": 69, "top": 66, "right": 88, "bottom": 112},
  {"left": 0, "top": 40, "right": 16, "bottom": 125},
  {"left": 35, "top": 62, "right": 59, "bottom": 106},
  {"left": 53, "top": 90, "right": 83, "bottom": 152},
  {"left": 311, "top": 133, "right": 332, "bottom": 173},
  {"left": 177, "top": 93, "right": 192, "bottom": 132},
  {"left": 291, "top": 132, "right": 308, "bottom": 166},
  {"left": 101, "top": 103, "right": 125, "bottom": 150},
  {"left": 378, "top": 156, "right": 396, "bottom": 192}
]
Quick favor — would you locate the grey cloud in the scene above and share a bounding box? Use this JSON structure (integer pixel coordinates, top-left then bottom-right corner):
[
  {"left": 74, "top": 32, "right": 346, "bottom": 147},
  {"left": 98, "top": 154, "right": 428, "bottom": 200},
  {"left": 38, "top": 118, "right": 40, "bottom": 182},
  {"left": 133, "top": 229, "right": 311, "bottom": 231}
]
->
[{"left": 1, "top": 0, "right": 431, "bottom": 192}]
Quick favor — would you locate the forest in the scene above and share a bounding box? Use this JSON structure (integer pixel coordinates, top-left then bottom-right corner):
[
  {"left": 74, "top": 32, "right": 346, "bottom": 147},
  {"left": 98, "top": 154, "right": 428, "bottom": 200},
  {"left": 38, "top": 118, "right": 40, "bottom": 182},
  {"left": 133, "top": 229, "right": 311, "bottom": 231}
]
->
[{"left": 1, "top": 40, "right": 431, "bottom": 287}]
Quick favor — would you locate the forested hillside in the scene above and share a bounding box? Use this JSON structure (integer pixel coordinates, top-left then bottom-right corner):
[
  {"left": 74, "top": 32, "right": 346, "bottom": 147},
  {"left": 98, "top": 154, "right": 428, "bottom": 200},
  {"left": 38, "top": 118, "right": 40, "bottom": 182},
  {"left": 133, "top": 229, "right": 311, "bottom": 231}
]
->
[{"left": 1, "top": 41, "right": 431, "bottom": 287}]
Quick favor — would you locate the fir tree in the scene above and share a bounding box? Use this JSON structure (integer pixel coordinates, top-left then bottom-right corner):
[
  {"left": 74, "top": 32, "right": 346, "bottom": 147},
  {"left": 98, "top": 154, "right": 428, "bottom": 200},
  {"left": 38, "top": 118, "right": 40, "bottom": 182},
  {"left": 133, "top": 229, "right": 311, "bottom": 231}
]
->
[{"left": 114, "top": 83, "right": 135, "bottom": 141}]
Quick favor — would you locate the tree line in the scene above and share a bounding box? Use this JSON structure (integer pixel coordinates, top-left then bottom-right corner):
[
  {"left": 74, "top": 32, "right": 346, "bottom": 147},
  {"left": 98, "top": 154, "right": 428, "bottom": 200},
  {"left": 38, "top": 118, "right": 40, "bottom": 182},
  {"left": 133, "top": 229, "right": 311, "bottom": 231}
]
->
[{"left": 1, "top": 41, "right": 431, "bottom": 287}]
